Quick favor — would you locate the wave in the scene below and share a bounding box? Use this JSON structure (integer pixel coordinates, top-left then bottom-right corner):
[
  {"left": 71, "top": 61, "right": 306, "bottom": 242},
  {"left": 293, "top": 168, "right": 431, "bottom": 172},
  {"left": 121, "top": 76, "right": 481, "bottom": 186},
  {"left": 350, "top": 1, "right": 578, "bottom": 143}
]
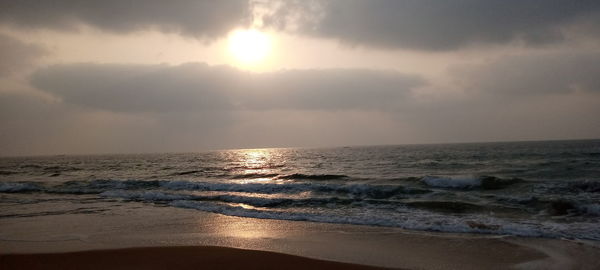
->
[
  {"left": 91, "top": 188, "right": 598, "bottom": 217},
  {"left": 100, "top": 190, "right": 193, "bottom": 201},
  {"left": 0, "top": 179, "right": 429, "bottom": 199},
  {"left": 3, "top": 177, "right": 600, "bottom": 240},
  {"left": 165, "top": 171, "right": 346, "bottom": 180},
  {"left": 421, "top": 176, "right": 523, "bottom": 190},
  {"left": 543, "top": 201, "right": 600, "bottom": 217},
  {"left": 2, "top": 178, "right": 598, "bottom": 217},
  {"left": 49, "top": 180, "right": 161, "bottom": 194},
  {"left": 171, "top": 170, "right": 203, "bottom": 176},
  {"left": 230, "top": 173, "right": 279, "bottom": 179},
  {"left": 579, "top": 204, "right": 600, "bottom": 216},
  {"left": 0, "top": 170, "right": 20, "bottom": 176},
  {"left": 405, "top": 200, "right": 486, "bottom": 213},
  {"left": 569, "top": 181, "right": 600, "bottom": 193},
  {"left": 161, "top": 180, "right": 429, "bottom": 198},
  {"left": 277, "top": 173, "right": 349, "bottom": 180},
  {"left": 42, "top": 166, "right": 82, "bottom": 172},
  {"left": 170, "top": 200, "right": 600, "bottom": 241},
  {"left": 422, "top": 176, "right": 480, "bottom": 188},
  {"left": 98, "top": 190, "right": 366, "bottom": 208},
  {"left": 0, "top": 182, "right": 41, "bottom": 193}
]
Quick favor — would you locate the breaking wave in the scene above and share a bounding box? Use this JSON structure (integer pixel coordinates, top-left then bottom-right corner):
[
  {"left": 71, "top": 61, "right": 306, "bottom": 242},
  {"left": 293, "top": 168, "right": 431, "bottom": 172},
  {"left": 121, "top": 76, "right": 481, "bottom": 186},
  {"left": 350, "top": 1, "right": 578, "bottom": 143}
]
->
[
  {"left": 170, "top": 200, "right": 600, "bottom": 240},
  {"left": 2, "top": 175, "right": 599, "bottom": 240}
]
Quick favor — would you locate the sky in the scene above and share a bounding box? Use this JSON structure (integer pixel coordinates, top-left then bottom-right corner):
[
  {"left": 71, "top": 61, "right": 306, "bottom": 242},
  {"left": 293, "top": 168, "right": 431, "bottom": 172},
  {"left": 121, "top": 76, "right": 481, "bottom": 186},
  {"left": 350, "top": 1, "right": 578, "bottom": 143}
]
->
[{"left": 1, "top": 0, "right": 599, "bottom": 156}]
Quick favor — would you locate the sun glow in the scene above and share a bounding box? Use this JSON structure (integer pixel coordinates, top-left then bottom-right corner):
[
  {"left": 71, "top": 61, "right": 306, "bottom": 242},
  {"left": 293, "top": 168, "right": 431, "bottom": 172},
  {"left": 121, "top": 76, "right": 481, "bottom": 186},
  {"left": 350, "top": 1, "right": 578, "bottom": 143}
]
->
[{"left": 228, "top": 29, "right": 271, "bottom": 66}]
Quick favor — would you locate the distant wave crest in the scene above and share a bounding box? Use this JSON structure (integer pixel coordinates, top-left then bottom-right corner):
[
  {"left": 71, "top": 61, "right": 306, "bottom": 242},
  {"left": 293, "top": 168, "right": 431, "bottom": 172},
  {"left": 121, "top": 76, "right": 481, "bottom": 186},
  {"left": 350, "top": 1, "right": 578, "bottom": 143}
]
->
[{"left": 422, "top": 175, "right": 523, "bottom": 190}]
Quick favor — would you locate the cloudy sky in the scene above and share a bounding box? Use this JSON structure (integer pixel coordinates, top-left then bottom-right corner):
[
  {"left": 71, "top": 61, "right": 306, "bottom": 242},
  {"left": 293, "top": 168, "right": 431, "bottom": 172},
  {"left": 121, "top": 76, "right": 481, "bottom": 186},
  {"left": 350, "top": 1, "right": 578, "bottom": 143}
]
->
[{"left": 1, "top": 0, "right": 599, "bottom": 156}]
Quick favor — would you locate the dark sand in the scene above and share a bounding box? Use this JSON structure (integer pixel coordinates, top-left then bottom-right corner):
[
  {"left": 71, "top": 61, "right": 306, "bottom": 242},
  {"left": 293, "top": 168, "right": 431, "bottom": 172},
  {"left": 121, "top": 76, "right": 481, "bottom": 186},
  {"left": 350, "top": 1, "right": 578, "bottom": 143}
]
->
[{"left": 0, "top": 246, "right": 392, "bottom": 270}]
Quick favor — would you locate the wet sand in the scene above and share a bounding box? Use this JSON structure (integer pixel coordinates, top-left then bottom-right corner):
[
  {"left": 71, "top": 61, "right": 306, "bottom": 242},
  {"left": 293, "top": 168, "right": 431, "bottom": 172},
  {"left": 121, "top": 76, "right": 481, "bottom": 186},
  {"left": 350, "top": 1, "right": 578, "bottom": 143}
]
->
[
  {"left": 1, "top": 201, "right": 599, "bottom": 270},
  {"left": 0, "top": 246, "right": 392, "bottom": 270}
]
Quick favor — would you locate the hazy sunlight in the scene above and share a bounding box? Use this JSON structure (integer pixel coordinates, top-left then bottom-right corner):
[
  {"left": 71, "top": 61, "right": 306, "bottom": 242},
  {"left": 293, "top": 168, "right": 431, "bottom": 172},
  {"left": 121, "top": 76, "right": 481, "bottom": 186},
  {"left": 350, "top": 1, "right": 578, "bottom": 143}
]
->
[{"left": 228, "top": 29, "right": 271, "bottom": 66}]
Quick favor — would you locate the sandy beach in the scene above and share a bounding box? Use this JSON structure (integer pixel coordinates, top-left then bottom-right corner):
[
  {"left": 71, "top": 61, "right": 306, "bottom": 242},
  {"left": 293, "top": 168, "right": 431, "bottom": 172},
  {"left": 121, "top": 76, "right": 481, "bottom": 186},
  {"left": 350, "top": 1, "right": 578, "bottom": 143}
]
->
[{"left": 2, "top": 201, "right": 599, "bottom": 270}]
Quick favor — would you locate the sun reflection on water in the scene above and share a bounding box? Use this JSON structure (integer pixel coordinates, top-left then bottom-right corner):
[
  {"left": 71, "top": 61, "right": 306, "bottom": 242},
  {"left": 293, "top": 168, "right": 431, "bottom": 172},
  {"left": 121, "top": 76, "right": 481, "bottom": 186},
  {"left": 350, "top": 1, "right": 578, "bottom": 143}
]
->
[
  {"left": 209, "top": 212, "right": 286, "bottom": 240},
  {"left": 240, "top": 149, "right": 271, "bottom": 168},
  {"left": 227, "top": 148, "right": 288, "bottom": 184}
]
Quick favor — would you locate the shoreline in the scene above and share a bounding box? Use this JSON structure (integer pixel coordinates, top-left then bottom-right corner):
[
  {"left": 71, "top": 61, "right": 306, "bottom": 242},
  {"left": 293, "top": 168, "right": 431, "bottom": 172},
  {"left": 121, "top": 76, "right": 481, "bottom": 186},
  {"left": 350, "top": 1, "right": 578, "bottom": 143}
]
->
[
  {"left": 3, "top": 237, "right": 599, "bottom": 270},
  {"left": 2, "top": 202, "right": 599, "bottom": 269}
]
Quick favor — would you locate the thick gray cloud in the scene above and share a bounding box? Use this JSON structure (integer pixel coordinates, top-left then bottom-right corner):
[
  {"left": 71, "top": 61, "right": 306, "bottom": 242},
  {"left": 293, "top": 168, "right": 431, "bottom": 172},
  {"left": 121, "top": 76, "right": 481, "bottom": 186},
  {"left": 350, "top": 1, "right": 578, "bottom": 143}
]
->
[
  {"left": 265, "top": 0, "right": 600, "bottom": 50},
  {"left": 453, "top": 52, "right": 600, "bottom": 96},
  {"left": 0, "top": 34, "right": 46, "bottom": 77},
  {"left": 3, "top": 62, "right": 425, "bottom": 155},
  {"left": 3, "top": 1, "right": 600, "bottom": 156},
  {"left": 4, "top": 56, "right": 600, "bottom": 155},
  {"left": 31, "top": 63, "right": 237, "bottom": 112},
  {"left": 3, "top": 1, "right": 599, "bottom": 50},
  {"left": 30, "top": 63, "right": 425, "bottom": 112},
  {"left": 0, "top": 0, "right": 249, "bottom": 39}
]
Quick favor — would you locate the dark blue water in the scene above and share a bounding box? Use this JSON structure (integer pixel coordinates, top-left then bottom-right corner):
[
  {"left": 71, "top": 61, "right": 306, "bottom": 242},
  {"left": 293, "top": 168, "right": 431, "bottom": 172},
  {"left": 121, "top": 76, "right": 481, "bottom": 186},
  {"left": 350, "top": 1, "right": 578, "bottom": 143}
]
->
[{"left": 1, "top": 140, "right": 599, "bottom": 240}]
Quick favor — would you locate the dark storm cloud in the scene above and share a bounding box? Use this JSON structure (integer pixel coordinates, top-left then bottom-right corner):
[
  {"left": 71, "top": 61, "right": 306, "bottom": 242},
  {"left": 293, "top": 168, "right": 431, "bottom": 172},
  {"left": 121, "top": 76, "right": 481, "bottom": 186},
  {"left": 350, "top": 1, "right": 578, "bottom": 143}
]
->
[
  {"left": 265, "top": 0, "right": 600, "bottom": 50},
  {"left": 0, "top": 0, "right": 249, "bottom": 39},
  {"left": 453, "top": 52, "right": 600, "bottom": 95},
  {"left": 0, "top": 34, "right": 46, "bottom": 77},
  {"left": 30, "top": 63, "right": 425, "bottom": 113}
]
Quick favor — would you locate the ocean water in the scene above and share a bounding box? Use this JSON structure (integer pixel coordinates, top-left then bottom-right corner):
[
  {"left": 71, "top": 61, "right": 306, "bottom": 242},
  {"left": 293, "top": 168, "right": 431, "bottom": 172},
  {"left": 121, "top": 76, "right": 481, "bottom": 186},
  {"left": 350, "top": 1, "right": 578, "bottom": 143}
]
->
[{"left": 1, "top": 140, "right": 600, "bottom": 240}]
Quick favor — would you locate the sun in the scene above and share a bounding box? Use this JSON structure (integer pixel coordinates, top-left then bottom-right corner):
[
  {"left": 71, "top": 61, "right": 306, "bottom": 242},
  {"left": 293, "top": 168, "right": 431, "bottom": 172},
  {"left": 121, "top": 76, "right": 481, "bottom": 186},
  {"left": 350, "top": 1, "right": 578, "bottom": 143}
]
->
[{"left": 228, "top": 29, "right": 271, "bottom": 66}]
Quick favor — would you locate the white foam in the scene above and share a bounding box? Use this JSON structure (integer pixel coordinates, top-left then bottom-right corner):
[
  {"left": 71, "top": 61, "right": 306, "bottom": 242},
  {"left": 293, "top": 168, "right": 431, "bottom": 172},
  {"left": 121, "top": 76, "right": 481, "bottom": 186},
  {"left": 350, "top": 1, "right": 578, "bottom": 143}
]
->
[
  {"left": 0, "top": 179, "right": 422, "bottom": 199},
  {"left": 160, "top": 180, "right": 310, "bottom": 194},
  {"left": 98, "top": 189, "right": 350, "bottom": 208},
  {"left": 160, "top": 180, "right": 414, "bottom": 199}
]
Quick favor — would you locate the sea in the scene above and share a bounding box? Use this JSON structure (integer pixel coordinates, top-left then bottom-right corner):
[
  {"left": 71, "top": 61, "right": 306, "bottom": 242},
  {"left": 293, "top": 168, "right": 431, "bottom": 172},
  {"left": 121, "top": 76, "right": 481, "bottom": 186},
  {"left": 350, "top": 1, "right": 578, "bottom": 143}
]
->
[{"left": 1, "top": 140, "right": 599, "bottom": 241}]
